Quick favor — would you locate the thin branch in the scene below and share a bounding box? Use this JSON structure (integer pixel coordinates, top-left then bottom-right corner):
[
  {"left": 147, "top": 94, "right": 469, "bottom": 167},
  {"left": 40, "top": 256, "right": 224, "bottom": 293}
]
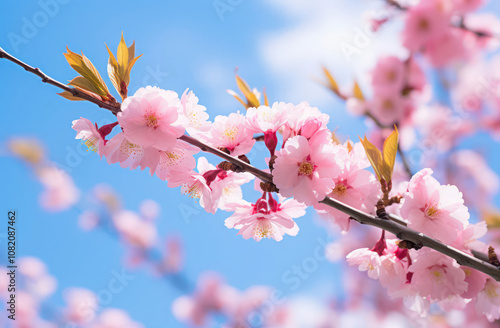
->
[
  {"left": 397, "top": 139, "right": 413, "bottom": 177},
  {"left": 0, "top": 46, "right": 121, "bottom": 115},
  {"left": 364, "top": 112, "right": 414, "bottom": 177},
  {"left": 179, "top": 135, "right": 273, "bottom": 183},
  {"left": 383, "top": 0, "right": 500, "bottom": 40},
  {"left": 2, "top": 47, "right": 499, "bottom": 281}
]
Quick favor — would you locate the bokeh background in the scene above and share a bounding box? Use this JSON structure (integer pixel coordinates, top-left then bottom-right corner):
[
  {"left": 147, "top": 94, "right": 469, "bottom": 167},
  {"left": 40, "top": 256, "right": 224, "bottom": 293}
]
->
[{"left": 1, "top": 0, "right": 500, "bottom": 327}]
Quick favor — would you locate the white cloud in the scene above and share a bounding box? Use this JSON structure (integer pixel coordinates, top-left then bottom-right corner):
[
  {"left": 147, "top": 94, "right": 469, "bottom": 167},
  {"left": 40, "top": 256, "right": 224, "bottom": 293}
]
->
[{"left": 259, "top": 0, "right": 407, "bottom": 106}]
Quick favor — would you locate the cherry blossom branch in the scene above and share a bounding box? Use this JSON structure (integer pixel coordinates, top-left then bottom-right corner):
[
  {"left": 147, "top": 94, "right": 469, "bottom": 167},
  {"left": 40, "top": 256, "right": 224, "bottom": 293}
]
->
[
  {"left": 180, "top": 135, "right": 500, "bottom": 280},
  {"left": 0, "top": 47, "right": 121, "bottom": 115},
  {"left": 2, "top": 48, "right": 499, "bottom": 281}
]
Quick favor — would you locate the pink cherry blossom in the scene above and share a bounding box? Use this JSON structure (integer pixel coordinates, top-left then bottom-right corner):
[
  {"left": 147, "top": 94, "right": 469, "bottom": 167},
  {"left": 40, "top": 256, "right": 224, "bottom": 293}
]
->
[
  {"left": 180, "top": 88, "right": 211, "bottom": 139},
  {"left": 63, "top": 288, "right": 98, "bottom": 325},
  {"left": 409, "top": 249, "right": 468, "bottom": 301},
  {"left": 379, "top": 240, "right": 408, "bottom": 292},
  {"left": 314, "top": 143, "right": 381, "bottom": 231},
  {"left": 402, "top": 0, "right": 451, "bottom": 52},
  {"left": 279, "top": 101, "right": 330, "bottom": 143},
  {"left": 371, "top": 56, "right": 406, "bottom": 93},
  {"left": 475, "top": 278, "right": 500, "bottom": 322},
  {"left": 168, "top": 157, "right": 253, "bottom": 214},
  {"left": 400, "top": 168, "right": 470, "bottom": 244},
  {"left": 37, "top": 166, "right": 80, "bottom": 212},
  {"left": 450, "top": 150, "right": 499, "bottom": 207},
  {"left": 112, "top": 210, "right": 158, "bottom": 249},
  {"left": 172, "top": 273, "right": 226, "bottom": 326},
  {"left": 461, "top": 267, "right": 488, "bottom": 299},
  {"left": 414, "top": 105, "right": 474, "bottom": 151},
  {"left": 117, "top": 86, "right": 185, "bottom": 151},
  {"left": 346, "top": 97, "right": 367, "bottom": 116},
  {"left": 146, "top": 139, "right": 199, "bottom": 181},
  {"left": 206, "top": 112, "right": 255, "bottom": 156},
  {"left": 161, "top": 236, "right": 183, "bottom": 273},
  {"left": 425, "top": 29, "right": 467, "bottom": 67},
  {"left": 104, "top": 132, "right": 149, "bottom": 170},
  {"left": 91, "top": 309, "right": 144, "bottom": 328},
  {"left": 224, "top": 193, "right": 306, "bottom": 241},
  {"left": 18, "top": 257, "right": 57, "bottom": 298},
  {"left": 369, "top": 87, "right": 409, "bottom": 126},
  {"left": 72, "top": 117, "right": 107, "bottom": 155},
  {"left": 246, "top": 102, "right": 287, "bottom": 134},
  {"left": 452, "top": 0, "right": 485, "bottom": 14},
  {"left": 346, "top": 248, "right": 382, "bottom": 279},
  {"left": 223, "top": 285, "right": 272, "bottom": 327},
  {"left": 452, "top": 221, "right": 488, "bottom": 254},
  {"left": 274, "top": 135, "right": 344, "bottom": 205},
  {"left": 407, "top": 57, "right": 427, "bottom": 92}
]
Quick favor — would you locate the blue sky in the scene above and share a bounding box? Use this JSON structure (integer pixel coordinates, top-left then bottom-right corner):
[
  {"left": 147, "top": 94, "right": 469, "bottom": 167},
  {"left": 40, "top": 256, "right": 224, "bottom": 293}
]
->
[{"left": 1, "top": 1, "right": 500, "bottom": 327}]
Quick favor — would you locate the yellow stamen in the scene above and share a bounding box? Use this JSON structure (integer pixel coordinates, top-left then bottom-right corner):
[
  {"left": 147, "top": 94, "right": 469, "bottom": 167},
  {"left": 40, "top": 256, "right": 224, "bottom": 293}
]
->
[
  {"left": 83, "top": 136, "right": 99, "bottom": 152},
  {"left": 331, "top": 183, "right": 348, "bottom": 198},
  {"left": 298, "top": 162, "right": 314, "bottom": 176},
  {"left": 181, "top": 183, "right": 201, "bottom": 199},
  {"left": 426, "top": 206, "right": 440, "bottom": 218},
  {"left": 254, "top": 220, "right": 272, "bottom": 238},
  {"left": 145, "top": 114, "right": 159, "bottom": 128},
  {"left": 223, "top": 125, "right": 239, "bottom": 141}
]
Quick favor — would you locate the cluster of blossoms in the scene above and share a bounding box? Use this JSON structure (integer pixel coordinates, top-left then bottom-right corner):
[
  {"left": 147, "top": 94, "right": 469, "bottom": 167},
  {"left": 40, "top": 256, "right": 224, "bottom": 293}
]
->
[
  {"left": 71, "top": 78, "right": 500, "bottom": 321},
  {"left": 73, "top": 88, "right": 383, "bottom": 240},
  {"left": 346, "top": 168, "right": 500, "bottom": 321}
]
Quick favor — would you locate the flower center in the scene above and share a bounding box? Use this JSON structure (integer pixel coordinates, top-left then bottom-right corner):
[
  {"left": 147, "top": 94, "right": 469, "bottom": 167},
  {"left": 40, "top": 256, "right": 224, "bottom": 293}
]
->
[
  {"left": 83, "top": 136, "right": 99, "bottom": 152},
  {"left": 120, "top": 141, "right": 143, "bottom": 159},
  {"left": 181, "top": 182, "right": 201, "bottom": 199},
  {"left": 419, "top": 18, "right": 429, "bottom": 31},
  {"left": 223, "top": 125, "right": 239, "bottom": 141},
  {"left": 145, "top": 113, "right": 159, "bottom": 129},
  {"left": 382, "top": 99, "right": 395, "bottom": 111},
  {"left": 485, "top": 281, "right": 499, "bottom": 298},
  {"left": 386, "top": 70, "right": 397, "bottom": 82},
  {"left": 425, "top": 205, "right": 440, "bottom": 218},
  {"left": 331, "top": 183, "right": 348, "bottom": 198},
  {"left": 298, "top": 162, "right": 314, "bottom": 176},
  {"left": 254, "top": 218, "right": 272, "bottom": 238},
  {"left": 430, "top": 266, "right": 445, "bottom": 284}
]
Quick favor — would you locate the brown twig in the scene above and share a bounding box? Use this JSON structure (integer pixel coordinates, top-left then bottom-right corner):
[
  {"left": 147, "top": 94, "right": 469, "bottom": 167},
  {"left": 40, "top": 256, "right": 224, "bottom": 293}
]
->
[{"left": 0, "top": 46, "right": 121, "bottom": 115}]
